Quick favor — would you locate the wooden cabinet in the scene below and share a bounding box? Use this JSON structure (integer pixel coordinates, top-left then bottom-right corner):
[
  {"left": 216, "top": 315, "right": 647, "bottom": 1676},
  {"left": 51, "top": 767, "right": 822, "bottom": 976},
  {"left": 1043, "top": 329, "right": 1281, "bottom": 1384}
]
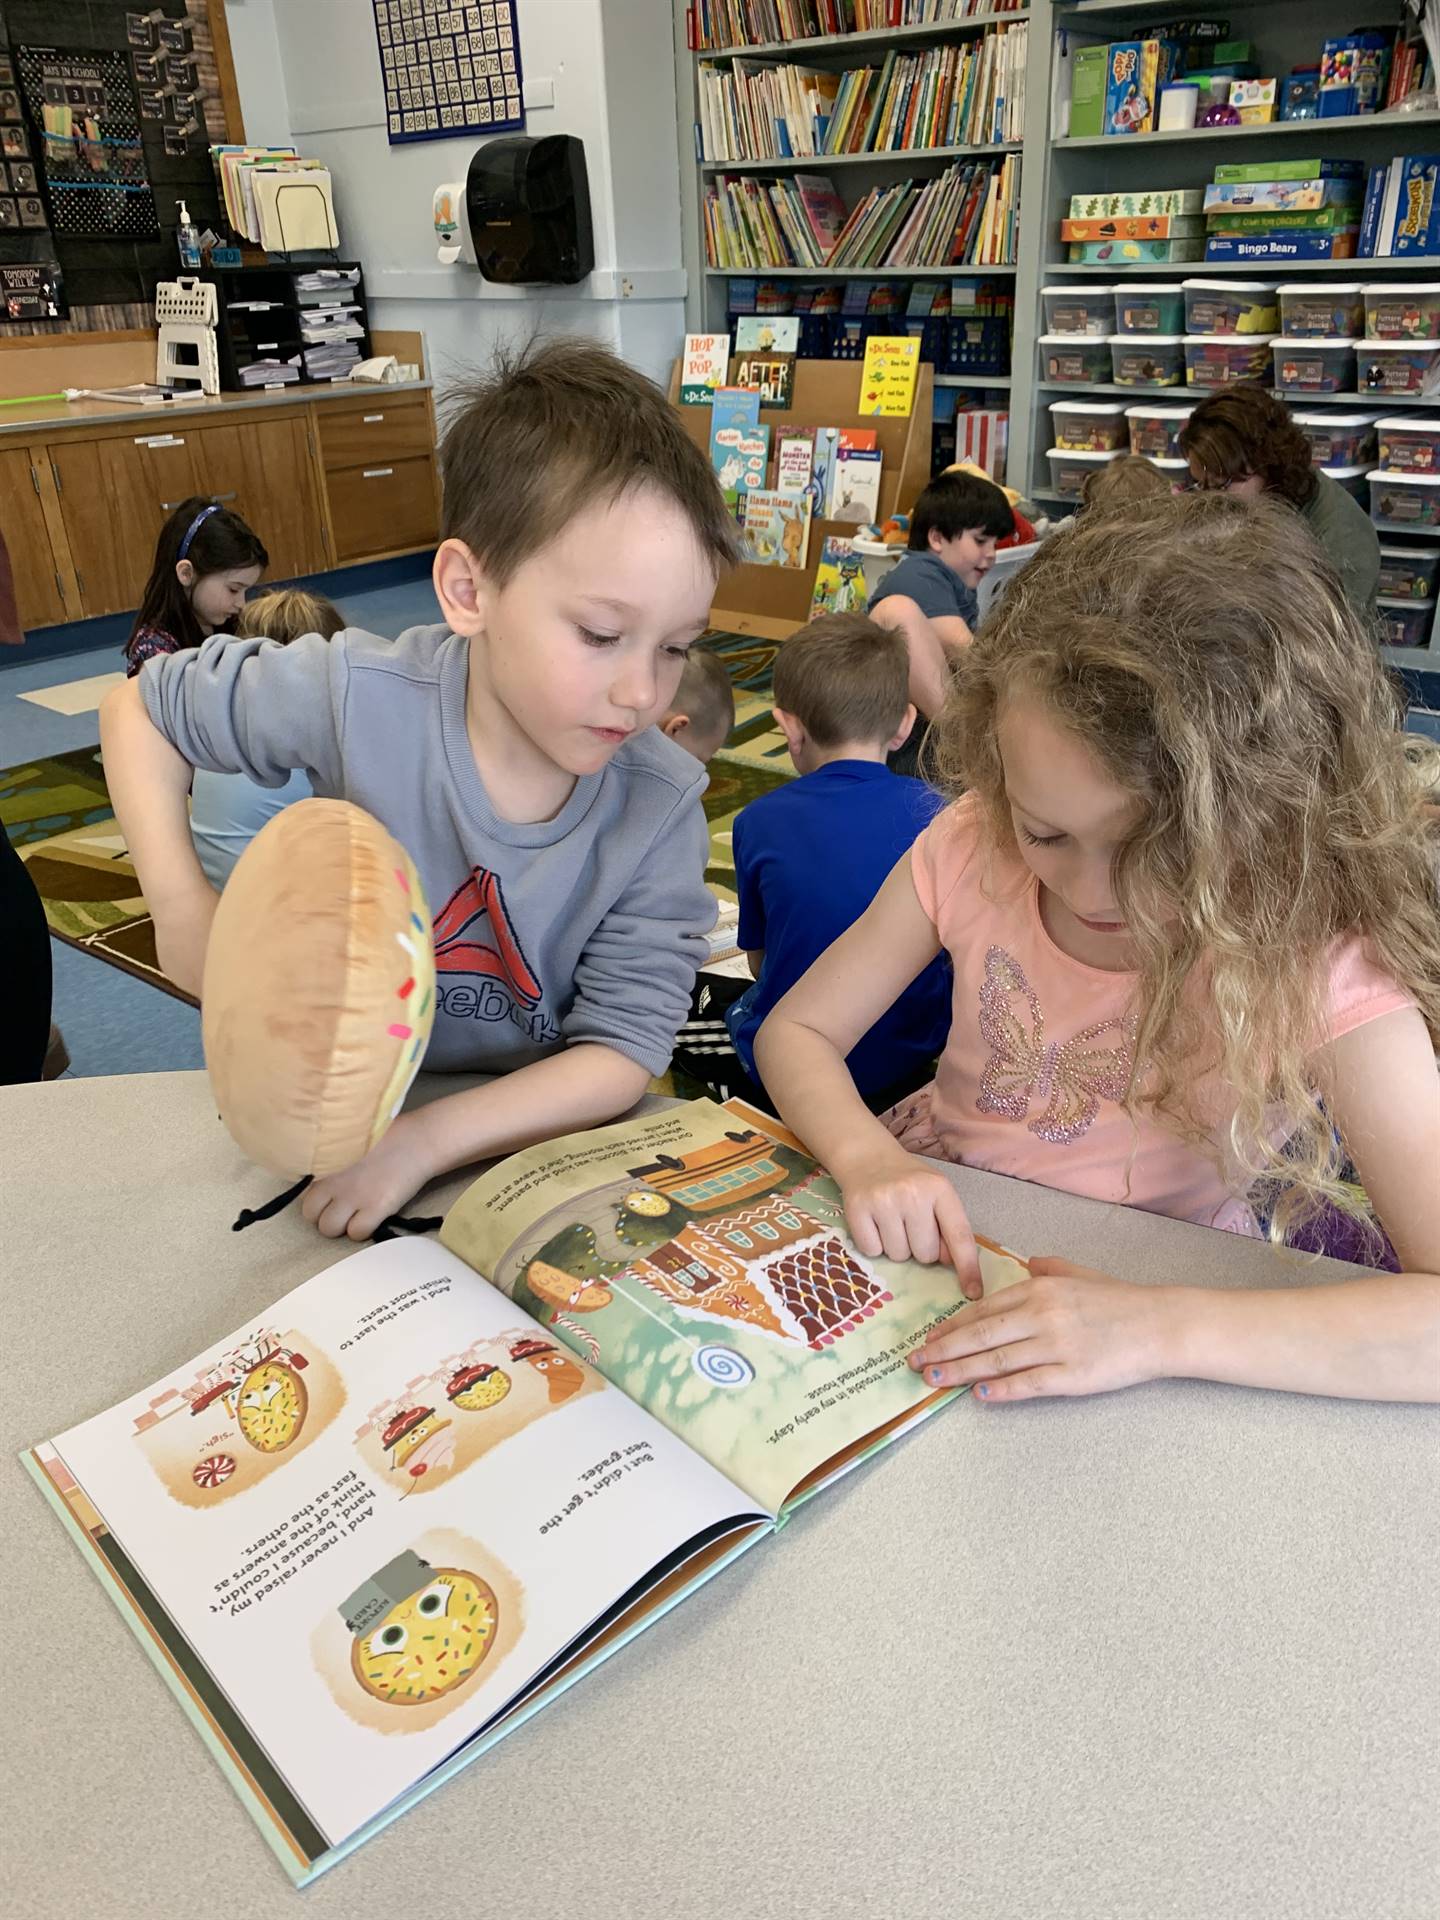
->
[
  {"left": 317, "top": 397, "right": 432, "bottom": 470},
  {"left": 8, "top": 383, "right": 440, "bottom": 632},
  {"left": 197, "top": 415, "right": 326, "bottom": 580},
  {"left": 325, "top": 458, "right": 439, "bottom": 564},
  {"left": 47, "top": 438, "right": 156, "bottom": 619},
  {"left": 317, "top": 396, "right": 440, "bottom": 565},
  {"left": 0, "top": 446, "right": 70, "bottom": 629}
]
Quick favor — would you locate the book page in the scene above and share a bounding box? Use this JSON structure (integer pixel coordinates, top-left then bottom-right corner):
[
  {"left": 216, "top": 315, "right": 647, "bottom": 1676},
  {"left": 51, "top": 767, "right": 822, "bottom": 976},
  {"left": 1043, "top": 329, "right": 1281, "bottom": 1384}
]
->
[
  {"left": 440, "top": 1101, "right": 1028, "bottom": 1515},
  {"left": 35, "top": 1237, "right": 764, "bottom": 1856}
]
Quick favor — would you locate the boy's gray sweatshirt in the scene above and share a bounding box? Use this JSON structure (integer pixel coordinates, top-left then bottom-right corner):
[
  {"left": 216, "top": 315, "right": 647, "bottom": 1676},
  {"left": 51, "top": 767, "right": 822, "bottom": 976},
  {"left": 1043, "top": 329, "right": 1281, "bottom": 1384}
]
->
[{"left": 141, "top": 624, "right": 715, "bottom": 1076}]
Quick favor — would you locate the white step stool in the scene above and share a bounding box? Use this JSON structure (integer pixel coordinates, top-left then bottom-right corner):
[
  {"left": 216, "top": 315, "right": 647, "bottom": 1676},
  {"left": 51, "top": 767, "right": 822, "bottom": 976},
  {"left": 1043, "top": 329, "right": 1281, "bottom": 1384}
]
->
[{"left": 155, "top": 277, "right": 220, "bottom": 396}]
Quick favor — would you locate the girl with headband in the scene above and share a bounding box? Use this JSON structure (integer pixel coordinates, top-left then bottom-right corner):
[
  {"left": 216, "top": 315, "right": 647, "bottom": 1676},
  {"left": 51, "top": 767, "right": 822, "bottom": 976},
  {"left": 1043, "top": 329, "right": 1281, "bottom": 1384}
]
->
[{"left": 124, "top": 496, "right": 269, "bottom": 678}]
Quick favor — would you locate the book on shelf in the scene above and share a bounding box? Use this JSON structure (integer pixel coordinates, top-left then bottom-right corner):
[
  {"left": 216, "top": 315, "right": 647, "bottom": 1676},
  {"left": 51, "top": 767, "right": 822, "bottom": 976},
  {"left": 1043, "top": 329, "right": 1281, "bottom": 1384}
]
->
[
  {"left": 777, "top": 431, "right": 815, "bottom": 494},
  {"left": 679, "top": 332, "right": 733, "bottom": 406},
  {"left": 858, "top": 333, "right": 921, "bottom": 416},
  {"left": 26, "top": 1097, "right": 1029, "bottom": 1885},
  {"left": 808, "top": 533, "right": 867, "bottom": 617},
  {"left": 735, "top": 314, "right": 799, "bottom": 352},
  {"left": 730, "top": 348, "right": 797, "bottom": 406},
  {"left": 831, "top": 445, "right": 884, "bottom": 522},
  {"left": 688, "top": 2, "right": 1028, "bottom": 54},
  {"left": 742, "top": 487, "right": 813, "bottom": 566}
]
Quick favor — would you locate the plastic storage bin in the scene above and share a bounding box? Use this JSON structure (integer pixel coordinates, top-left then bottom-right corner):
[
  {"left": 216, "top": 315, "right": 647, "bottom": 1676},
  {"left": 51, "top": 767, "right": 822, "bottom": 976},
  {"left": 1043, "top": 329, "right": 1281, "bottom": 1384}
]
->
[
  {"left": 1040, "top": 334, "right": 1113, "bottom": 384},
  {"left": 1041, "top": 285, "right": 1115, "bottom": 337},
  {"left": 1376, "top": 544, "right": 1440, "bottom": 599},
  {"left": 1271, "top": 337, "right": 1356, "bottom": 395},
  {"left": 1050, "top": 400, "right": 1128, "bottom": 451},
  {"left": 1152, "top": 455, "right": 1191, "bottom": 491},
  {"left": 1277, "top": 283, "right": 1363, "bottom": 338},
  {"left": 1125, "top": 403, "right": 1194, "bottom": 458},
  {"left": 1324, "top": 464, "right": 1370, "bottom": 503},
  {"left": 1291, "top": 411, "right": 1377, "bottom": 467},
  {"left": 1182, "top": 279, "right": 1279, "bottom": 335},
  {"left": 1362, "top": 283, "right": 1440, "bottom": 341},
  {"left": 1368, "top": 469, "right": 1440, "bottom": 529},
  {"left": 1374, "top": 415, "right": 1440, "bottom": 472},
  {"left": 1357, "top": 339, "right": 1440, "bottom": 398},
  {"left": 1113, "top": 283, "right": 1187, "bottom": 334},
  {"left": 1375, "top": 597, "right": 1434, "bottom": 647},
  {"left": 1046, "top": 447, "right": 1124, "bottom": 498},
  {"left": 1109, "top": 334, "right": 1185, "bottom": 387},
  {"left": 1185, "top": 334, "right": 1274, "bottom": 388}
]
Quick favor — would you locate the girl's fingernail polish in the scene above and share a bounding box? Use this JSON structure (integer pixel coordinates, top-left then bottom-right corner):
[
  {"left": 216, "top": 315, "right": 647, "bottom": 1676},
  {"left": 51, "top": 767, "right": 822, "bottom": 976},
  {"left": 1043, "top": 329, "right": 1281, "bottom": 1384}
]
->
[
  {"left": 929, "top": 1367, "right": 944, "bottom": 1385},
  {"left": 976, "top": 1383, "right": 990, "bottom": 1399}
]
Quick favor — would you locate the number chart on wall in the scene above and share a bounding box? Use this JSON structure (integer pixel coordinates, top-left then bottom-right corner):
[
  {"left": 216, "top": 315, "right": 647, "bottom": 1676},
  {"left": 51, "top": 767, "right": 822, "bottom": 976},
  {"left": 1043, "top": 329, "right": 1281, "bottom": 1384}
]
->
[{"left": 372, "top": 0, "right": 525, "bottom": 145}]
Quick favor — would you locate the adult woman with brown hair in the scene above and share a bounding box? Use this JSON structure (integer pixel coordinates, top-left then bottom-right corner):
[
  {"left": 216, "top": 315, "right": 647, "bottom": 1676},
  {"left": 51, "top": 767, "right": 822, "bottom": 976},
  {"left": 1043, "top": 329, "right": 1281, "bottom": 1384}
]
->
[{"left": 1179, "top": 383, "right": 1381, "bottom": 620}]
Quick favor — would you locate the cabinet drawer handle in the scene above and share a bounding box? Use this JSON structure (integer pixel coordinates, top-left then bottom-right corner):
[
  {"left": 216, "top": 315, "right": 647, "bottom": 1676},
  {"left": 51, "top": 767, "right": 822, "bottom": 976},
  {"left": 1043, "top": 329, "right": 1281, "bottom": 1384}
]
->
[
  {"left": 363, "top": 412, "right": 384, "bottom": 422},
  {"left": 362, "top": 467, "right": 394, "bottom": 479},
  {"left": 137, "top": 434, "right": 184, "bottom": 447},
  {"left": 162, "top": 490, "right": 236, "bottom": 510},
  {"left": 211, "top": 491, "right": 237, "bottom": 503}
]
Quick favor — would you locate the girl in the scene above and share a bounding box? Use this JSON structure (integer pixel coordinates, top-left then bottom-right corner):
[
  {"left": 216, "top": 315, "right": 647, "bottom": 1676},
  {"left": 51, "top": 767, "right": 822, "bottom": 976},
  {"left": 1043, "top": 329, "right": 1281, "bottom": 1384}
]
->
[
  {"left": 124, "top": 496, "right": 268, "bottom": 677},
  {"left": 189, "top": 588, "right": 346, "bottom": 887},
  {"left": 754, "top": 493, "right": 1440, "bottom": 1405}
]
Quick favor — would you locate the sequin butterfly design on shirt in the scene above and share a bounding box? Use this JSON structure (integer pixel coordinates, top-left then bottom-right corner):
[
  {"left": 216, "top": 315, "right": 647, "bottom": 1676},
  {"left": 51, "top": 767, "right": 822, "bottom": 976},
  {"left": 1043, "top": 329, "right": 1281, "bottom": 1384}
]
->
[{"left": 976, "top": 946, "right": 1135, "bottom": 1144}]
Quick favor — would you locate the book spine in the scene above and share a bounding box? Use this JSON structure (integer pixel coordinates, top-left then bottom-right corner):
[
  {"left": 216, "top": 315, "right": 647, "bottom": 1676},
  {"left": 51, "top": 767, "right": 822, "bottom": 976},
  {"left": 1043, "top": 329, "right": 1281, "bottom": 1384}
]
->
[{"left": 1358, "top": 161, "right": 1386, "bottom": 258}]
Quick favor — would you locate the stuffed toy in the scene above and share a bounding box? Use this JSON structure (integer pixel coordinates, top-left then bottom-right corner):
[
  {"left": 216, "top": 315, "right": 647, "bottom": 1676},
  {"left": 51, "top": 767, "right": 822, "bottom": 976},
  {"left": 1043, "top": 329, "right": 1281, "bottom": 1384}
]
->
[{"left": 202, "top": 800, "right": 435, "bottom": 1178}]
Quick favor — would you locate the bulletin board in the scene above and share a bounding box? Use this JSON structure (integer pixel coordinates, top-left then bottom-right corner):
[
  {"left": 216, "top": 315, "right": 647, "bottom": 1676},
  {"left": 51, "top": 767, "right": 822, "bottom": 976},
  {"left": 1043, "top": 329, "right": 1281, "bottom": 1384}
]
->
[
  {"left": 372, "top": 0, "right": 524, "bottom": 144},
  {"left": 0, "top": 0, "right": 242, "bottom": 336}
]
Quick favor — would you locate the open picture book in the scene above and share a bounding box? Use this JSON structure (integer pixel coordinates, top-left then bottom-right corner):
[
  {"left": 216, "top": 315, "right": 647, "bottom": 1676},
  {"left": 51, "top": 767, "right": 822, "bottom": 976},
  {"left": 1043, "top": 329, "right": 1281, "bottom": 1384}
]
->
[{"left": 23, "top": 1099, "right": 1027, "bottom": 1887}]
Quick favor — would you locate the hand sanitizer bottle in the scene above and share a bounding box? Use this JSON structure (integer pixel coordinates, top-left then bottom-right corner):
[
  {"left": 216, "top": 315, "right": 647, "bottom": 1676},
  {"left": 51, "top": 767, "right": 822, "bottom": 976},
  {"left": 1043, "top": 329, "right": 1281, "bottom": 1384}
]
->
[{"left": 176, "top": 199, "right": 201, "bottom": 272}]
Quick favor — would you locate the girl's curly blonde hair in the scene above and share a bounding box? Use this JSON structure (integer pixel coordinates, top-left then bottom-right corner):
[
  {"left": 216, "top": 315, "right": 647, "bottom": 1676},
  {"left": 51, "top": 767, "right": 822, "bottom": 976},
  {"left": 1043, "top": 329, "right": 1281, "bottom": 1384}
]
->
[{"left": 933, "top": 491, "right": 1440, "bottom": 1242}]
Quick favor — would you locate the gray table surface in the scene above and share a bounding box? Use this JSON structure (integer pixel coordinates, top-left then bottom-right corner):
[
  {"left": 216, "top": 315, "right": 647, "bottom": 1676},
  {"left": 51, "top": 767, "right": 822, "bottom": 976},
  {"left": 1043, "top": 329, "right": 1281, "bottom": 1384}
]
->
[{"left": 4, "top": 1071, "right": 1437, "bottom": 1919}]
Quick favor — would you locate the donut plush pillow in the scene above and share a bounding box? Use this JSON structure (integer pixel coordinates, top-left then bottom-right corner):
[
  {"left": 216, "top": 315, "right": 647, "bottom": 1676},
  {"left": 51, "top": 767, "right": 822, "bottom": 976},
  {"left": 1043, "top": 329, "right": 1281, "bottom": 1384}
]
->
[{"left": 202, "top": 799, "right": 435, "bottom": 1176}]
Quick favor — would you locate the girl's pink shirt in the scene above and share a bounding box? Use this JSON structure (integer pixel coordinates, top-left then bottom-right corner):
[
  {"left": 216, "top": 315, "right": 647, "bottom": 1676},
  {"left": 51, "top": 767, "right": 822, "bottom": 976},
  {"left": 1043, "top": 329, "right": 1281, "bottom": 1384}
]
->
[{"left": 911, "top": 795, "right": 1413, "bottom": 1233}]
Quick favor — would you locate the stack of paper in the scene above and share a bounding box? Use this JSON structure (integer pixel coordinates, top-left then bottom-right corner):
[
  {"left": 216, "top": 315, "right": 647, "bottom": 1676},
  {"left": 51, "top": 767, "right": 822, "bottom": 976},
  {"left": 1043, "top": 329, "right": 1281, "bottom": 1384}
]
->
[
  {"left": 209, "top": 146, "right": 338, "bottom": 251},
  {"left": 239, "top": 355, "right": 301, "bottom": 387}
]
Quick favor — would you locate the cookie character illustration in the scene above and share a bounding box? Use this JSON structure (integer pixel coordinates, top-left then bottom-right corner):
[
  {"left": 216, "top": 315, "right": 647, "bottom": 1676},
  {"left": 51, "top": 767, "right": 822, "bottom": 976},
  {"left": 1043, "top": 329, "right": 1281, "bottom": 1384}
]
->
[
  {"left": 235, "top": 1359, "right": 309, "bottom": 1453},
  {"left": 510, "top": 1335, "right": 587, "bottom": 1406},
  {"left": 343, "top": 1551, "right": 499, "bottom": 1707},
  {"left": 445, "top": 1362, "right": 512, "bottom": 1412},
  {"left": 614, "top": 1187, "right": 695, "bottom": 1251},
  {"left": 381, "top": 1405, "right": 455, "bottom": 1487}
]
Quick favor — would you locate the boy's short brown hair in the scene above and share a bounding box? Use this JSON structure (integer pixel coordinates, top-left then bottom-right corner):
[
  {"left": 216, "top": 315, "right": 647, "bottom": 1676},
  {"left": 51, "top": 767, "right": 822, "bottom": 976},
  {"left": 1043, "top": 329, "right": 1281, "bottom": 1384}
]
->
[
  {"left": 773, "top": 613, "right": 909, "bottom": 748},
  {"left": 1078, "top": 454, "right": 1173, "bottom": 517},
  {"left": 440, "top": 336, "right": 744, "bottom": 584},
  {"left": 668, "top": 644, "right": 735, "bottom": 742},
  {"left": 234, "top": 587, "right": 345, "bottom": 644}
]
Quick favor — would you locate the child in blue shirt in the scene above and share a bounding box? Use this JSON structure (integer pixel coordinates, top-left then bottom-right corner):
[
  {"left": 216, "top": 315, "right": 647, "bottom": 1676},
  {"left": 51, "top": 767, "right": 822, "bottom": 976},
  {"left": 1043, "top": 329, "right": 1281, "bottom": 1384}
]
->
[
  {"left": 189, "top": 587, "right": 346, "bottom": 888},
  {"left": 868, "top": 470, "right": 1014, "bottom": 775},
  {"left": 724, "top": 612, "right": 951, "bottom": 1106}
]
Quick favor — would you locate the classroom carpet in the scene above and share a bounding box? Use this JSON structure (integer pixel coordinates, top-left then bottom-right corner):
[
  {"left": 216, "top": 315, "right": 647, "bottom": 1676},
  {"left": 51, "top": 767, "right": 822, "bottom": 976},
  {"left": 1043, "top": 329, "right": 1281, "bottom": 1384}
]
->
[{"left": 0, "top": 631, "right": 795, "bottom": 1009}]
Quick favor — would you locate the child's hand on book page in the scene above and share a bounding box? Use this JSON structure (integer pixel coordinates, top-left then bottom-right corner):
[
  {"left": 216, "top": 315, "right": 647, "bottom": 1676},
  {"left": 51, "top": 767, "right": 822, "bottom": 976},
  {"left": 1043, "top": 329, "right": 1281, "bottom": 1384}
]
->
[
  {"left": 301, "top": 1110, "right": 439, "bottom": 1240},
  {"left": 834, "top": 1143, "right": 982, "bottom": 1299},
  {"left": 908, "top": 1258, "right": 1170, "bottom": 1401}
]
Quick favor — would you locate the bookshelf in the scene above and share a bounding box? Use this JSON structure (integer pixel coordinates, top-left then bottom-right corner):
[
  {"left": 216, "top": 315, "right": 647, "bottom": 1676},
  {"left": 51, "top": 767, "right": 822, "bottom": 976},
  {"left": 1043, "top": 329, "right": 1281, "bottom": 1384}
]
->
[
  {"left": 674, "top": 2, "right": 1047, "bottom": 497},
  {"left": 1026, "top": 0, "right": 1440, "bottom": 541}
]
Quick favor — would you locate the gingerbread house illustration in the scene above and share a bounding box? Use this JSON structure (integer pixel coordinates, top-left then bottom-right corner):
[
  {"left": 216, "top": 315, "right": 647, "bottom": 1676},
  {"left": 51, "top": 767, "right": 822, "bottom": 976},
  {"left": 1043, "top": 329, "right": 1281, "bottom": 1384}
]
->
[
  {"left": 623, "top": 1129, "right": 809, "bottom": 1217},
  {"left": 625, "top": 1195, "right": 892, "bottom": 1350}
]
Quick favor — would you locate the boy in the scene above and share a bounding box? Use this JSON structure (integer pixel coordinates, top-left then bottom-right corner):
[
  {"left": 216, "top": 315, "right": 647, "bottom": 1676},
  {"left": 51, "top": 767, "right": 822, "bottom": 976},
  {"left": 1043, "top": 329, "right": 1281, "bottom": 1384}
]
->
[
  {"left": 99, "top": 338, "right": 743, "bottom": 1240},
  {"left": 868, "top": 470, "right": 1014, "bottom": 774},
  {"left": 1078, "top": 453, "right": 1172, "bottom": 518},
  {"left": 658, "top": 643, "right": 735, "bottom": 765},
  {"left": 720, "top": 612, "right": 950, "bottom": 1107}
]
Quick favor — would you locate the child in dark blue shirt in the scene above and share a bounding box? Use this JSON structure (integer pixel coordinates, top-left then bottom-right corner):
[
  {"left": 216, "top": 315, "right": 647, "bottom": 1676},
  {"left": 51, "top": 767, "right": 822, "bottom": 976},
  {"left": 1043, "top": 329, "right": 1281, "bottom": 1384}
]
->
[
  {"left": 724, "top": 612, "right": 951, "bottom": 1106},
  {"left": 868, "top": 470, "right": 1014, "bottom": 775}
]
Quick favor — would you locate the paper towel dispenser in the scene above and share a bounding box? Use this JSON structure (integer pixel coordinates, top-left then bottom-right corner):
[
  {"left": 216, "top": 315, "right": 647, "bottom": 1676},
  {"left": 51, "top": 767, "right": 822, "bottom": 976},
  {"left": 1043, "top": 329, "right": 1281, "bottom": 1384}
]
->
[{"left": 433, "top": 135, "right": 593, "bottom": 284}]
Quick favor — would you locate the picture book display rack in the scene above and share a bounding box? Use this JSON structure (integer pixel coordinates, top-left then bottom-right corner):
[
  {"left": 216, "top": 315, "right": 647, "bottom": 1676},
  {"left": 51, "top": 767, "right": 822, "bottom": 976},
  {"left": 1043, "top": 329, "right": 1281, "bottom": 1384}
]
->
[{"left": 669, "top": 353, "right": 933, "bottom": 638}]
